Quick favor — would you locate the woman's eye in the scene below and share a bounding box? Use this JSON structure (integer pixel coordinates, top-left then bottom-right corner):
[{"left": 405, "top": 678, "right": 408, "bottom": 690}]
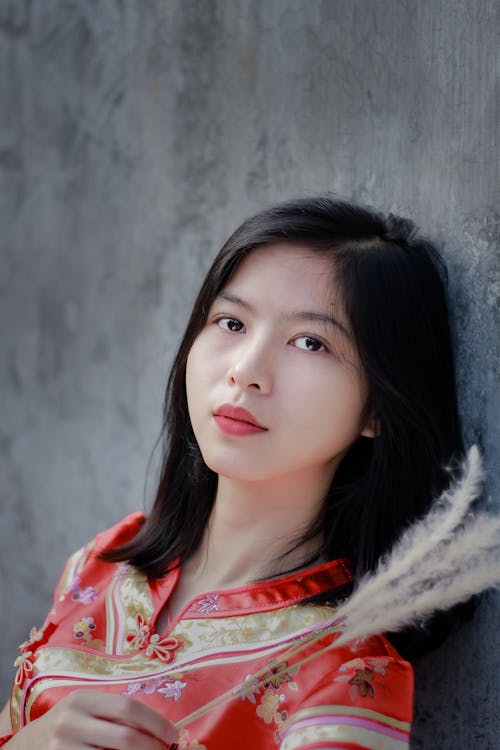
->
[
  {"left": 293, "top": 336, "right": 326, "bottom": 352},
  {"left": 217, "top": 317, "right": 245, "bottom": 333}
]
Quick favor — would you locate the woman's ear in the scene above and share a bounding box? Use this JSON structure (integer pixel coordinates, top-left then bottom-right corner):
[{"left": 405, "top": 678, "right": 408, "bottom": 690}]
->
[{"left": 361, "top": 413, "right": 379, "bottom": 439}]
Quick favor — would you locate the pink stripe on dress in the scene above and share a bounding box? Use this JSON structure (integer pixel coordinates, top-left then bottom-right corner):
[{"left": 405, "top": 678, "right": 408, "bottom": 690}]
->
[{"left": 283, "top": 714, "right": 409, "bottom": 742}]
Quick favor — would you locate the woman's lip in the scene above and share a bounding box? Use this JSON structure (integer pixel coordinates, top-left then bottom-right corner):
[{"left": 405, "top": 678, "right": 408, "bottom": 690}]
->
[
  {"left": 213, "top": 404, "right": 267, "bottom": 429},
  {"left": 213, "top": 415, "right": 267, "bottom": 436}
]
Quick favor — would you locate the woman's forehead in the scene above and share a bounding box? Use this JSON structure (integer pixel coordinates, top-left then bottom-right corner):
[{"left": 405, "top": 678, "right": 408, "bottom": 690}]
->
[{"left": 222, "top": 243, "right": 341, "bottom": 309}]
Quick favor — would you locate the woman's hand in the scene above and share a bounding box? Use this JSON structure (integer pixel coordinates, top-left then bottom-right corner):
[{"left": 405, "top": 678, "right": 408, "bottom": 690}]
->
[{"left": 6, "top": 689, "right": 178, "bottom": 749}]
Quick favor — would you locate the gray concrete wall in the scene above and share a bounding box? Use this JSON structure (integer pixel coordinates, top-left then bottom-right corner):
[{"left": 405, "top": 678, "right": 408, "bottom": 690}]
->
[{"left": 0, "top": 1, "right": 498, "bottom": 747}]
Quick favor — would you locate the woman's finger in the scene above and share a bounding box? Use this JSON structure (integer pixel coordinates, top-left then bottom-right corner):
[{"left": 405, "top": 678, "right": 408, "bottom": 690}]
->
[
  {"left": 87, "top": 692, "right": 177, "bottom": 744},
  {"left": 75, "top": 715, "right": 172, "bottom": 749}
]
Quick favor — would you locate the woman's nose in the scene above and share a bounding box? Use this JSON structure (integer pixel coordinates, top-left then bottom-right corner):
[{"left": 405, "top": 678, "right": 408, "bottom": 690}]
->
[{"left": 226, "top": 336, "right": 274, "bottom": 394}]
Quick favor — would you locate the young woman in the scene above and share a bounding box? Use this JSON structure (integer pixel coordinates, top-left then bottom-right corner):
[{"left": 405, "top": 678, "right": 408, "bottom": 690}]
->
[{"left": 0, "top": 197, "right": 465, "bottom": 749}]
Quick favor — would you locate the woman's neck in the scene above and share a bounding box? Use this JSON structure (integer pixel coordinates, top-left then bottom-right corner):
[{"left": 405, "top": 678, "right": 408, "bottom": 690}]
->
[
  {"left": 161, "top": 471, "right": 332, "bottom": 627},
  {"left": 185, "top": 471, "right": 331, "bottom": 588}
]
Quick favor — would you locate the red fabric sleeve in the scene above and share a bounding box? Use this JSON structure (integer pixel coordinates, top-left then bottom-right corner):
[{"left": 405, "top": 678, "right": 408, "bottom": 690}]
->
[{"left": 279, "top": 637, "right": 413, "bottom": 749}]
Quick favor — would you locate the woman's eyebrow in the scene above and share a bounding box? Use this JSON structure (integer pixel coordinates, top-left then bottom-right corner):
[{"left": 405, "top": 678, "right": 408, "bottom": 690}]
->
[
  {"left": 217, "top": 291, "right": 254, "bottom": 311},
  {"left": 287, "top": 310, "right": 351, "bottom": 339},
  {"left": 216, "top": 291, "right": 351, "bottom": 339}
]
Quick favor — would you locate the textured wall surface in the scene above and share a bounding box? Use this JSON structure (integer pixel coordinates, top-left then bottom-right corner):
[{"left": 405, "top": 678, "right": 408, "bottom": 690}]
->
[{"left": 0, "top": 1, "right": 498, "bottom": 747}]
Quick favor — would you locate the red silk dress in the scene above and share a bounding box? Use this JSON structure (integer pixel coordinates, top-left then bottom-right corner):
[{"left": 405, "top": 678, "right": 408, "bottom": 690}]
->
[{"left": 10, "top": 513, "right": 413, "bottom": 749}]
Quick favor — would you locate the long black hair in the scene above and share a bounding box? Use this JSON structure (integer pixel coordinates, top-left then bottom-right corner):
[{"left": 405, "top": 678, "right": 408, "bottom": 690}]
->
[{"left": 103, "top": 196, "right": 463, "bottom": 604}]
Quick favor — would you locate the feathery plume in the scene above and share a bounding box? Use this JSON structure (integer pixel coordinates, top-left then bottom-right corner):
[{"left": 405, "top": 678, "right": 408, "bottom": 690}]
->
[
  {"left": 331, "top": 446, "right": 498, "bottom": 645},
  {"left": 346, "top": 445, "right": 483, "bottom": 607}
]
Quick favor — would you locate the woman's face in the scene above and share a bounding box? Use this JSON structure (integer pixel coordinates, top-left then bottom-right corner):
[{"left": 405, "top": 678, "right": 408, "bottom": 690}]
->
[{"left": 186, "top": 243, "right": 374, "bottom": 486}]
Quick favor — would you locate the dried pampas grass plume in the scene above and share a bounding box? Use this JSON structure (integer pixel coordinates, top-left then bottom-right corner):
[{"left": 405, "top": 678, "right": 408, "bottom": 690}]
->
[{"left": 334, "top": 445, "right": 499, "bottom": 645}]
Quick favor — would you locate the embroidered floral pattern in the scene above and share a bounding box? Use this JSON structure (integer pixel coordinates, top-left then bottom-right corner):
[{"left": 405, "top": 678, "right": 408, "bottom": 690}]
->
[
  {"left": 240, "top": 661, "right": 297, "bottom": 742},
  {"left": 72, "top": 616, "right": 104, "bottom": 650},
  {"left": 262, "top": 661, "right": 299, "bottom": 690},
  {"left": 239, "top": 673, "right": 261, "bottom": 703},
  {"left": 175, "top": 728, "right": 207, "bottom": 749},
  {"left": 195, "top": 594, "right": 220, "bottom": 613},
  {"left": 256, "top": 689, "right": 290, "bottom": 741},
  {"left": 73, "top": 616, "right": 97, "bottom": 642},
  {"left": 126, "top": 614, "right": 182, "bottom": 663},
  {"left": 334, "top": 656, "right": 390, "bottom": 700},
  {"left": 256, "top": 690, "right": 282, "bottom": 724},
  {"left": 62, "top": 575, "right": 97, "bottom": 604},
  {"left": 122, "top": 676, "right": 165, "bottom": 696},
  {"left": 158, "top": 679, "right": 187, "bottom": 701},
  {"left": 240, "top": 661, "right": 299, "bottom": 704},
  {"left": 122, "top": 677, "right": 187, "bottom": 702}
]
